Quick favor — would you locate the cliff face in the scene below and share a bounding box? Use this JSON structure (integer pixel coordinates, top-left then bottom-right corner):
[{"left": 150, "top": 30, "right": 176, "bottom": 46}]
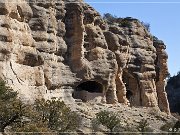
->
[{"left": 0, "top": 0, "right": 170, "bottom": 113}]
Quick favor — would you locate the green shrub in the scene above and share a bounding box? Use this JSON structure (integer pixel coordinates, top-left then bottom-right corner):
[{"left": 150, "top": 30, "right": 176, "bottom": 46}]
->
[
  {"left": 161, "top": 120, "right": 180, "bottom": 134},
  {"left": 173, "top": 121, "right": 180, "bottom": 132},
  {"left": 137, "top": 119, "right": 152, "bottom": 134},
  {"left": 119, "top": 19, "right": 131, "bottom": 28},
  {"left": 103, "top": 13, "right": 131, "bottom": 28},
  {"left": 91, "top": 118, "right": 101, "bottom": 132},
  {"left": 95, "top": 110, "right": 121, "bottom": 132}
]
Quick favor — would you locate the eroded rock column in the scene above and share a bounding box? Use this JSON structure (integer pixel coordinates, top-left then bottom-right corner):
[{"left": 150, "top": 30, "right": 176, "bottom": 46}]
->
[
  {"left": 154, "top": 39, "right": 170, "bottom": 114},
  {"left": 65, "top": 2, "right": 85, "bottom": 73}
]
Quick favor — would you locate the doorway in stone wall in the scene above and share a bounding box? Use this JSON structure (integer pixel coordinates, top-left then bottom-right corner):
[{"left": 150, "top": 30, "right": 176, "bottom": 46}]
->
[{"left": 72, "top": 81, "right": 104, "bottom": 102}]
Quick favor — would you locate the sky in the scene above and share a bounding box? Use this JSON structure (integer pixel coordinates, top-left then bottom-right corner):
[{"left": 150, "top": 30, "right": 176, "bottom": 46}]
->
[{"left": 84, "top": 0, "right": 180, "bottom": 76}]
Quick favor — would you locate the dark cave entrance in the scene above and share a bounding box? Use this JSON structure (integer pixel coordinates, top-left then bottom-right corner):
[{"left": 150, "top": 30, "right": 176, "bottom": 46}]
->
[
  {"left": 76, "top": 81, "right": 103, "bottom": 93},
  {"left": 122, "top": 71, "right": 134, "bottom": 104},
  {"left": 126, "top": 89, "right": 133, "bottom": 101},
  {"left": 73, "top": 81, "right": 104, "bottom": 102}
]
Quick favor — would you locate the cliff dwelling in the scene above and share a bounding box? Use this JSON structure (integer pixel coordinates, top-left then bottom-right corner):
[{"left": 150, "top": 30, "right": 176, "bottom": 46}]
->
[
  {"left": 0, "top": 0, "right": 170, "bottom": 114},
  {"left": 73, "top": 81, "right": 104, "bottom": 102}
]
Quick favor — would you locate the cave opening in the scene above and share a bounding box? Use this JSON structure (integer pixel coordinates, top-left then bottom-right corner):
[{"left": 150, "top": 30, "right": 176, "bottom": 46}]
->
[
  {"left": 73, "top": 81, "right": 104, "bottom": 102},
  {"left": 126, "top": 89, "right": 133, "bottom": 101},
  {"left": 76, "top": 81, "right": 103, "bottom": 93},
  {"left": 123, "top": 71, "right": 134, "bottom": 104}
]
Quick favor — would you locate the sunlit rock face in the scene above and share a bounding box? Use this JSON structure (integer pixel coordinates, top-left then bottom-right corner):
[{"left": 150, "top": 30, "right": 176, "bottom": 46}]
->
[{"left": 0, "top": 0, "right": 170, "bottom": 113}]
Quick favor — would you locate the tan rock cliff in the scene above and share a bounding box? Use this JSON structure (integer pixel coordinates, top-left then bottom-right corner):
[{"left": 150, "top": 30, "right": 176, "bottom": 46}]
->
[{"left": 0, "top": 0, "right": 170, "bottom": 113}]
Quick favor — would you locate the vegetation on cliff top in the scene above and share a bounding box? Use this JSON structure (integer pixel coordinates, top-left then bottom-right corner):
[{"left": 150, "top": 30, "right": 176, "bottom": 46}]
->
[{"left": 103, "top": 13, "right": 150, "bottom": 31}]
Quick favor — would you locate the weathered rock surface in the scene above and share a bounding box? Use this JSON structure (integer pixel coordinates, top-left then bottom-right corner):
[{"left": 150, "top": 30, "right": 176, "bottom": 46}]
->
[
  {"left": 0, "top": 0, "right": 170, "bottom": 113},
  {"left": 71, "top": 101, "right": 176, "bottom": 133}
]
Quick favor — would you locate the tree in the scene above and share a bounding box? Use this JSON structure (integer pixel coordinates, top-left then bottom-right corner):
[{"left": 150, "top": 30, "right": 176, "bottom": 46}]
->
[
  {"left": 103, "top": 13, "right": 117, "bottom": 24},
  {"left": 34, "top": 98, "right": 81, "bottom": 132},
  {"left": 0, "top": 80, "right": 81, "bottom": 133},
  {"left": 11, "top": 102, "right": 51, "bottom": 133},
  {"left": 0, "top": 80, "right": 25, "bottom": 132},
  {"left": 12, "top": 98, "right": 81, "bottom": 133}
]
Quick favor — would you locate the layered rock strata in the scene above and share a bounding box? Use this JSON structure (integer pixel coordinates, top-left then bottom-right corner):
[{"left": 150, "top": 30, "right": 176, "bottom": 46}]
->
[{"left": 0, "top": 0, "right": 170, "bottom": 113}]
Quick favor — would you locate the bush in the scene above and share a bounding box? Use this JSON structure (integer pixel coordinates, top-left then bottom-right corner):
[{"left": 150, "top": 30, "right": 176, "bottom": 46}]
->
[
  {"left": 91, "top": 118, "right": 101, "bottom": 132},
  {"left": 122, "top": 124, "right": 139, "bottom": 135},
  {"left": 137, "top": 119, "right": 152, "bottom": 133},
  {"left": 103, "top": 13, "right": 131, "bottom": 28},
  {"left": 173, "top": 121, "right": 180, "bottom": 132},
  {"left": 160, "top": 121, "right": 179, "bottom": 133},
  {"left": 94, "top": 110, "right": 121, "bottom": 132},
  {"left": 119, "top": 19, "right": 131, "bottom": 28}
]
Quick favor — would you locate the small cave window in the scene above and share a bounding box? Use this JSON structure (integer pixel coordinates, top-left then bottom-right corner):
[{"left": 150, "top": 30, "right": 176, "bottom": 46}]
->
[{"left": 73, "top": 81, "right": 104, "bottom": 102}]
